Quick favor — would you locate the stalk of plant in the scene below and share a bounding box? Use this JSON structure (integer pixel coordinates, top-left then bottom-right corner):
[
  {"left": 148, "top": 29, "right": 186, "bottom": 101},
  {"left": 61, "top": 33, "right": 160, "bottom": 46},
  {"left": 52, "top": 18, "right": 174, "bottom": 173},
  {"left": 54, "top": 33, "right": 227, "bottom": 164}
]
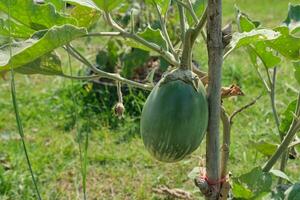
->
[{"left": 7, "top": 1, "right": 42, "bottom": 199}]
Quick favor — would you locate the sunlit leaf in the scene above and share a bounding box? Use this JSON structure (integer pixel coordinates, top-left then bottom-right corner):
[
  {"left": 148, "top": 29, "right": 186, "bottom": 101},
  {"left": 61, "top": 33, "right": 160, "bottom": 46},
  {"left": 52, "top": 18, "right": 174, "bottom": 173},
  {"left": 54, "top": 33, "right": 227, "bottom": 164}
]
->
[
  {"left": 92, "top": 0, "right": 124, "bottom": 11},
  {"left": 0, "top": 0, "right": 77, "bottom": 30},
  {"left": 236, "top": 7, "right": 260, "bottom": 32},
  {"left": 0, "top": 25, "right": 86, "bottom": 70},
  {"left": 45, "top": 0, "right": 65, "bottom": 11},
  {"left": 250, "top": 42, "right": 281, "bottom": 68},
  {"left": 65, "top": 0, "right": 100, "bottom": 11},
  {"left": 230, "top": 29, "right": 280, "bottom": 50},
  {"left": 0, "top": 19, "right": 35, "bottom": 38},
  {"left": 232, "top": 182, "right": 253, "bottom": 199},
  {"left": 126, "top": 26, "right": 167, "bottom": 52},
  {"left": 270, "top": 169, "right": 292, "bottom": 183},
  {"left": 294, "top": 62, "right": 300, "bottom": 85},
  {"left": 68, "top": 3, "right": 101, "bottom": 28}
]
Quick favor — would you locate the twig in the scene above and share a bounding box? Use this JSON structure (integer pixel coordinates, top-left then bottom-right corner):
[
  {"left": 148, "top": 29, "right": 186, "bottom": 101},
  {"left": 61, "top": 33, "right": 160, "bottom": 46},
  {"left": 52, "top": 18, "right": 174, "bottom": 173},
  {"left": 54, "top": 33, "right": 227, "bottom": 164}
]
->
[
  {"left": 289, "top": 139, "right": 300, "bottom": 148},
  {"left": 229, "top": 94, "right": 262, "bottom": 124}
]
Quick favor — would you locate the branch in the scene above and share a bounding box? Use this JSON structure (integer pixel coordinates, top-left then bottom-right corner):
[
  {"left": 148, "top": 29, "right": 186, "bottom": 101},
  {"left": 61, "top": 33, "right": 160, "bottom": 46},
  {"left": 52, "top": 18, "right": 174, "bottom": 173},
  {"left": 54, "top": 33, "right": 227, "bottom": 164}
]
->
[
  {"left": 153, "top": 2, "right": 177, "bottom": 59},
  {"left": 229, "top": 94, "right": 262, "bottom": 124},
  {"left": 263, "top": 92, "right": 300, "bottom": 172},
  {"left": 177, "top": 1, "right": 187, "bottom": 42},
  {"left": 103, "top": 12, "right": 179, "bottom": 67},
  {"left": 64, "top": 44, "right": 153, "bottom": 90}
]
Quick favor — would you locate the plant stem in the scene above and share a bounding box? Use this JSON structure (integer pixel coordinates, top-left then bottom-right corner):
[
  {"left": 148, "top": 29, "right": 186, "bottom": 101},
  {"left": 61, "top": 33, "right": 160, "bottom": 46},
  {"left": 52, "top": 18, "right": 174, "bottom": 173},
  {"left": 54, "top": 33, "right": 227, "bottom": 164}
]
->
[
  {"left": 7, "top": 2, "right": 42, "bottom": 199},
  {"left": 220, "top": 108, "right": 230, "bottom": 179},
  {"left": 263, "top": 92, "right": 300, "bottom": 172},
  {"left": 177, "top": 1, "right": 187, "bottom": 42},
  {"left": 64, "top": 45, "right": 152, "bottom": 90},
  {"left": 153, "top": 2, "right": 177, "bottom": 59},
  {"left": 205, "top": 0, "right": 223, "bottom": 198},
  {"left": 104, "top": 12, "right": 179, "bottom": 67},
  {"left": 180, "top": 29, "right": 193, "bottom": 70}
]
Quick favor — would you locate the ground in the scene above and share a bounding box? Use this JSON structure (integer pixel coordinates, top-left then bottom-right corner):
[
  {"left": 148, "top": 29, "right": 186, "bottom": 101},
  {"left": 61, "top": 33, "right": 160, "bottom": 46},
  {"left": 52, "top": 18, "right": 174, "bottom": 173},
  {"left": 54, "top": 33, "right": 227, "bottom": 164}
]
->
[{"left": 0, "top": 0, "right": 300, "bottom": 199}]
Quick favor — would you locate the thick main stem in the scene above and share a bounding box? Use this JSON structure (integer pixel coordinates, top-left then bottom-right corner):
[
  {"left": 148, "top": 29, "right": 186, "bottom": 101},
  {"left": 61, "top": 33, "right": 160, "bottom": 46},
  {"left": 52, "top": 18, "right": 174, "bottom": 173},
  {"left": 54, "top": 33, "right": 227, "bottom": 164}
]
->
[{"left": 206, "top": 0, "right": 223, "bottom": 198}]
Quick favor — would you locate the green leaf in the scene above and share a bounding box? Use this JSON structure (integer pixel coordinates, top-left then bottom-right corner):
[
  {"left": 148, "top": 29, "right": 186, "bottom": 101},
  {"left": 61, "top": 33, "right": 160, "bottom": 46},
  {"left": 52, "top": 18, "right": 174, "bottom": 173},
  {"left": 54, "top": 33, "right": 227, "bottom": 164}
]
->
[
  {"left": 284, "top": 183, "right": 300, "bottom": 200},
  {"left": 65, "top": 0, "right": 100, "bottom": 11},
  {"left": 185, "top": 0, "right": 206, "bottom": 25},
  {"left": 232, "top": 182, "right": 253, "bottom": 199},
  {"left": 92, "top": 0, "right": 124, "bottom": 11},
  {"left": 0, "top": 0, "right": 77, "bottom": 30},
  {"left": 68, "top": 3, "right": 101, "bottom": 28},
  {"left": 270, "top": 169, "right": 292, "bottom": 183},
  {"left": 283, "top": 4, "right": 300, "bottom": 33},
  {"left": 0, "top": 19, "right": 35, "bottom": 38},
  {"left": 45, "top": 0, "right": 65, "bottom": 11},
  {"left": 15, "top": 53, "right": 63, "bottom": 76},
  {"left": 145, "top": 0, "right": 171, "bottom": 16},
  {"left": 126, "top": 26, "right": 167, "bottom": 52},
  {"left": 252, "top": 140, "right": 278, "bottom": 156},
  {"left": 230, "top": 29, "right": 280, "bottom": 50},
  {"left": 0, "top": 25, "right": 86, "bottom": 70},
  {"left": 280, "top": 99, "right": 297, "bottom": 134},
  {"left": 251, "top": 42, "right": 281, "bottom": 68},
  {"left": 236, "top": 7, "right": 260, "bottom": 32},
  {"left": 266, "top": 26, "right": 300, "bottom": 61},
  {"left": 294, "top": 62, "right": 300, "bottom": 85},
  {"left": 238, "top": 167, "right": 272, "bottom": 197}
]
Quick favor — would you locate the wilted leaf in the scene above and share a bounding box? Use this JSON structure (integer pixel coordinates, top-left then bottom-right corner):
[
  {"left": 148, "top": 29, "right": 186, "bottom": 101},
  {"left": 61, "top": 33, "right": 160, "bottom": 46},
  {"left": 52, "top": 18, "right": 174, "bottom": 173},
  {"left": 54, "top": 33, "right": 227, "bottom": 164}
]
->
[
  {"left": 0, "top": 25, "right": 86, "bottom": 70},
  {"left": 126, "top": 26, "right": 167, "bottom": 52},
  {"left": 252, "top": 140, "right": 278, "bottom": 156},
  {"left": 280, "top": 99, "right": 297, "bottom": 134},
  {"left": 0, "top": 19, "right": 35, "bottom": 38},
  {"left": 0, "top": 0, "right": 77, "bottom": 30},
  {"left": 284, "top": 183, "right": 300, "bottom": 200}
]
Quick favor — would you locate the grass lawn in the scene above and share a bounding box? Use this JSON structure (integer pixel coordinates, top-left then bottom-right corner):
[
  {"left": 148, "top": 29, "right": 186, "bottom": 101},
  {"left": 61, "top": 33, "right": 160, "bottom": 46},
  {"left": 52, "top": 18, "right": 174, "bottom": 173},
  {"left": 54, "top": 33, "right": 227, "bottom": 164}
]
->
[{"left": 0, "top": 0, "right": 300, "bottom": 199}]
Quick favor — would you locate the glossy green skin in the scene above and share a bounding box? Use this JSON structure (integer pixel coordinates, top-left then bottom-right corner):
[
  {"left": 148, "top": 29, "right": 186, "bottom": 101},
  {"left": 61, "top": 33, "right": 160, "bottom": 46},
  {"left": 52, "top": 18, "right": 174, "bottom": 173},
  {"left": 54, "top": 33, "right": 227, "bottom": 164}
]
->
[{"left": 141, "top": 79, "right": 208, "bottom": 162}]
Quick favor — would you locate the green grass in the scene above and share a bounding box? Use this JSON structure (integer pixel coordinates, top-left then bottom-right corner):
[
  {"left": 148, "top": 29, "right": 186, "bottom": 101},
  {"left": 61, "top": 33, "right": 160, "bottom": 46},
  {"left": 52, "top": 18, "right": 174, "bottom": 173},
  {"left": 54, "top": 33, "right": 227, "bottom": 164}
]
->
[{"left": 1, "top": 1, "right": 300, "bottom": 199}]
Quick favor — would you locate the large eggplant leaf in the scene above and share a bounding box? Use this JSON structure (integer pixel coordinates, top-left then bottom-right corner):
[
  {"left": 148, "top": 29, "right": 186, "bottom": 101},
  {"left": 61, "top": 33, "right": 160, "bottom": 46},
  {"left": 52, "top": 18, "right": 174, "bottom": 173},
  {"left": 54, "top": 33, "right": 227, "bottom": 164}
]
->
[
  {"left": 45, "top": 0, "right": 65, "bottom": 11},
  {"left": 126, "top": 26, "right": 167, "bottom": 52},
  {"left": 0, "top": 19, "right": 35, "bottom": 38},
  {"left": 229, "top": 29, "right": 280, "bottom": 50},
  {"left": 294, "top": 62, "right": 300, "bottom": 85},
  {"left": 0, "top": 0, "right": 77, "bottom": 30},
  {"left": 266, "top": 26, "right": 300, "bottom": 61},
  {"left": 145, "top": 0, "right": 171, "bottom": 16},
  {"left": 92, "top": 0, "right": 124, "bottom": 11},
  {"left": 235, "top": 7, "right": 281, "bottom": 68},
  {"left": 15, "top": 52, "right": 63, "bottom": 76},
  {"left": 0, "top": 25, "right": 86, "bottom": 70}
]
